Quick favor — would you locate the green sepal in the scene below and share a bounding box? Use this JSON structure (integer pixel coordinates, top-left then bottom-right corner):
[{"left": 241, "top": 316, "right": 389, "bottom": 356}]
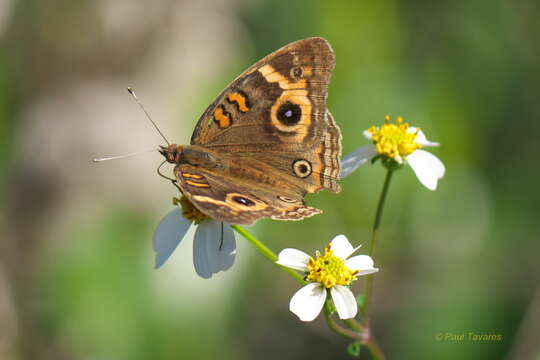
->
[
  {"left": 371, "top": 154, "right": 382, "bottom": 164},
  {"left": 381, "top": 157, "right": 403, "bottom": 171},
  {"left": 325, "top": 296, "right": 337, "bottom": 314},
  {"left": 356, "top": 294, "right": 366, "bottom": 310}
]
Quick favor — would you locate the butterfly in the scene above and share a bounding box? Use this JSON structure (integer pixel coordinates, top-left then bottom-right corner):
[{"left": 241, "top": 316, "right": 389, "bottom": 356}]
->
[{"left": 159, "top": 37, "right": 341, "bottom": 225}]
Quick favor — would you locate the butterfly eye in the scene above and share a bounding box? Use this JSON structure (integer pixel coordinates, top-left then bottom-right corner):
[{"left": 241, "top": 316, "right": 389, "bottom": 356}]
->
[
  {"left": 232, "top": 196, "right": 255, "bottom": 206},
  {"left": 277, "top": 102, "right": 302, "bottom": 125}
]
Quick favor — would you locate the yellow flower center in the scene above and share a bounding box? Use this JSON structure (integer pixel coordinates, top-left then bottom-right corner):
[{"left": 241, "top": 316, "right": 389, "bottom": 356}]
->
[
  {"left": 173, "top": 195, "right": 209, "bottom": 223},
  {"left": 306, "top": 245, "right": 358, "bottom": 288},
  {"left": 368, "top": 115, "right": 421, "bottom": 161}
]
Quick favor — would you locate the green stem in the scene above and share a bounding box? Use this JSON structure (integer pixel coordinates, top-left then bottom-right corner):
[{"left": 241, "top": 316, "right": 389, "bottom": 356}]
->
[
  {"left": 362, "top": 169, "right": 394, "bottom": 319},
  {"left": 231, "top": 225, "right": 305, "bottom": 284},
  {"left": 323, "top": 300, "right": 363, "bottom": 341},
  {"left": 369, "top": 168, "right": 394, "bottom": 258},
  {"left": 327, "top": 309, "right": 385, "bottom": 359},
  {"left": 365, "top": 337, "right": 386, "bottom": 360},
  {"left": 344, "top": 318, "right": 364, "bottom": 332}
]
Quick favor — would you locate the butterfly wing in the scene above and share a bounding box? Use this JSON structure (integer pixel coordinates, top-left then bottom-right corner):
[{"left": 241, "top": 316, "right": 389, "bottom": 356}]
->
[
  {"left": 177, "top": 38, "right": 341, "bottom": 224},
  {"left": 174, "top": 164, "right": 322, "bottom": 225},
  {"left": 190, "top": 38, "right": 341, "bottom": 194}
]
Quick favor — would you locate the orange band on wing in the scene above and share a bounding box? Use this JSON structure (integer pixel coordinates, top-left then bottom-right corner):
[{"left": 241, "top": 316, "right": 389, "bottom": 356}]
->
[
  {"left": 181, "top": 173, "right": 203, "bottom": 179},
  {"left": 213, "top": 106, "right": 231, "bottom": 128},
  {"left": 185, "top": 180, "right": 210, "bottom": 188},
  {"left": 227, "top": 92, "right": 250, "bottom": 112}
]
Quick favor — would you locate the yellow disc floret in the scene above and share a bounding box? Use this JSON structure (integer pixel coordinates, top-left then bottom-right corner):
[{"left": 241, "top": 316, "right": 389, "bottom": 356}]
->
[
  {"left": 306, "top": 245, "right": 358, "bottom": 288},
  {"left": 174, "top": 195, "right": 209, "bottom": 223},
  {"left": 368, "top": 115, "right": 421, "bottom": 161}
]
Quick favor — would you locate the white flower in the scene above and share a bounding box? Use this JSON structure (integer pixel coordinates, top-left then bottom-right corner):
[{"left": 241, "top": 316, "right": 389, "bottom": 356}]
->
[
  {"left": 276, "top": 235, "right": 378, "bottom": 321},
  {"left": 341, "top": 116, "right": 445, "bottom": 190},
  {"left": 153, "top": 207, "right": 236, "bottom": 279}
]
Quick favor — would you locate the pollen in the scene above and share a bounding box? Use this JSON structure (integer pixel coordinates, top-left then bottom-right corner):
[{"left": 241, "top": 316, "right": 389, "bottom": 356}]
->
[
  {"left": 306, "top": 245, "right": 358, "bottom": 288},
  {"left": 173, "top": 195, "right": 209, "bottom": 223},
  {"left": 368, "top": 115, "right": 421, "bottom": 161}
]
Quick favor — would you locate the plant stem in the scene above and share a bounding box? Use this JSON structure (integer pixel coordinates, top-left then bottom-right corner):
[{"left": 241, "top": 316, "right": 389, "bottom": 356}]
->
[
  {"left": 231, "top": 225, "right": 305, "bottom": 284},
  {"left": 344, "top": 318, "right": 364, "bottom": 332},
  {"left": 369, "top": 168, "right": 394, "bottom": 258},
  {"left": 362, "top": 169, "right": 394, "bottom": 318},
  {"left": 327, "top": 308, "right": 385, "bottom": 359},
  {"left": 365, "top": 336, "right": 386, "bottom": 360},
  {"left": 323, "top": 300, "right": 363, "bottom": 341}
]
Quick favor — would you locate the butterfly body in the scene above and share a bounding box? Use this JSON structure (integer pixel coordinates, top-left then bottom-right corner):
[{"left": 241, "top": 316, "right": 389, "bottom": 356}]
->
[{"left": 161, "top": 38, "right": 342, "bottom": 225}]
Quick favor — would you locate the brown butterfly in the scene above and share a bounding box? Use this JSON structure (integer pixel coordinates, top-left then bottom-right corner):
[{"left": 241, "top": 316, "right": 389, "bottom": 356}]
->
[{"left": 159, "top": 37, "right": 341, "bottom": 225}]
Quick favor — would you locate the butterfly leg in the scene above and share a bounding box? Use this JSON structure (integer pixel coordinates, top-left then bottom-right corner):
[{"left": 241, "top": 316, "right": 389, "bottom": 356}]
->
[
  {"left": 156, "top": 160, "right": 183, "bottom": 192},
  {"left": 219, "top": 222, "right": 224, "bottom": 250}
]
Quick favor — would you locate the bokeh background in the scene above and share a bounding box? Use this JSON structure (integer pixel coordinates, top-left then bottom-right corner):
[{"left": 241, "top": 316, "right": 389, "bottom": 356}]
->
[{"left": 1, "top": 1, "right": 539, "bottom": 359}]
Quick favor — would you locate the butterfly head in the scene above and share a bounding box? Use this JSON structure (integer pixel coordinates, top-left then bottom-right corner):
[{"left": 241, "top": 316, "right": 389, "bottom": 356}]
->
[{"left": 159, "top": 144, "right": 183, "bottom": 164}]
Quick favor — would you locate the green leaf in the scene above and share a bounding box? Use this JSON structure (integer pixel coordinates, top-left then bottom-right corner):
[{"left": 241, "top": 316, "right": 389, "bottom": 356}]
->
[{"left": 347, "top": 341, "right": 362, "bottom": 358}]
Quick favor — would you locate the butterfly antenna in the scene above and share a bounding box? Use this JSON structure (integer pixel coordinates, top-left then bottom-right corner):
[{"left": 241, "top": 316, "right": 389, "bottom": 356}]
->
[
  {"left": 127, "top": 87, "right": 170, "bottom": 146},
  {"left": 93, "top": 148, "right": 158, "bottom": 163}
]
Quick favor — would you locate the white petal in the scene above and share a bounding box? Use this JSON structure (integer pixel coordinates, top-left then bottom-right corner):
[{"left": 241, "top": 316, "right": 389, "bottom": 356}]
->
[
  {"left": 345, "top": 255, "right": 374, "bottom": 271},
  {"left": 193, "top": 224, "right": 211, "bottom": 279},
  {"left": 153, "top": 208, "right": 192, "bottom": 269},
  {"left": 340, "top": 145, "right": 377, "bottom": 179},
  {"left": 356, "top": 267, "right": 379, "bottom": 276},
  {"left": 409, "top": 127, "right": 440, "bottom": 147},
  {"left": 276, "top": 248, "right": 310, "bottom": 272},
  {"left": 407, "top": 149, "right": 446, "bottom": 191},
  {"left": 346, "top": 254, "right": 379, "bottom": 275},
  {"left": 330, "top": 285, "right": 358, "bottom": 319},
  {"left": 193, "top": 220, "right": 236, "bottom": 279},
  {"left": 362, "top": 130, "right": 373, "bottom": 139},
  {"left": 330, "top": 235, "right": 357, "bottom": 259},
  {"left": 217, "top": 223, "right": 236, "bottom": 271},
  {"left": 289, "top": 283, "right": 327, "bottom": 321}
]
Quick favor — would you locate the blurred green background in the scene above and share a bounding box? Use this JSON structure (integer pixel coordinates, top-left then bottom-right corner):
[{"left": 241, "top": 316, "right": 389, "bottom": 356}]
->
[{"left": 1, "top": 1, "right": 539, "bottom": 359}]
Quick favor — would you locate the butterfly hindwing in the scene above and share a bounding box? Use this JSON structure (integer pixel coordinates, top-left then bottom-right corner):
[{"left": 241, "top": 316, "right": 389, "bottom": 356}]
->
[{"left": 174, "top": 164, "right": 322, "bottom": 225}]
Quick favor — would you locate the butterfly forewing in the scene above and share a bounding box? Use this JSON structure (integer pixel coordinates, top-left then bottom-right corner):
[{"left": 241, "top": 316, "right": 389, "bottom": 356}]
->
[{"left": 190, "top": 37, "right": 335, "bottom": 151}]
